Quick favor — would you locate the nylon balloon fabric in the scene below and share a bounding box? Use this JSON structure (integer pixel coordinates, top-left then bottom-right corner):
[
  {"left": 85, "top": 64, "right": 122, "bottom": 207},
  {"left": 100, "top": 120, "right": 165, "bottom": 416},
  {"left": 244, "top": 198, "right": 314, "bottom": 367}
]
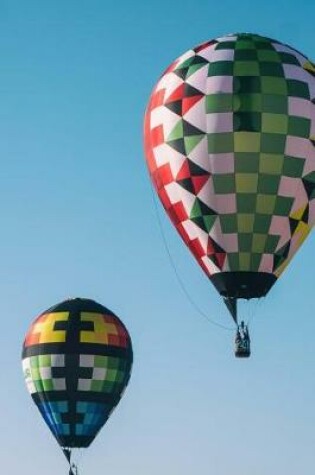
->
[
  {"left": 22, "top": 298, "right": 133, "bottom": 449},
  {"left": 144, "top": 33, "right": 315, "bottom": 300}
]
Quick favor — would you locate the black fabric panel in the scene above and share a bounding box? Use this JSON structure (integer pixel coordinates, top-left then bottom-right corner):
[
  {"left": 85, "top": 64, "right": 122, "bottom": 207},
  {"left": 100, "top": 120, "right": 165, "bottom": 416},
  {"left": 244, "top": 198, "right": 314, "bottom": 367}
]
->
[
  {"left": 61, "top": 434, "right": 104, "bottom": 449},
  {"left": 210, "top": 272, "right": 277, "bottom": 298},
  {"left": 41, "top": 297, "right": 116, "bottom": 316},
  {"left": 22, "top": 343, "right": 132, "bottom": 359},
  {"left": 51, "top": 367, "right": 67, "bottom": 378},
  {"left": 31, "top": 390, "right": 121, "bottom": 405}
]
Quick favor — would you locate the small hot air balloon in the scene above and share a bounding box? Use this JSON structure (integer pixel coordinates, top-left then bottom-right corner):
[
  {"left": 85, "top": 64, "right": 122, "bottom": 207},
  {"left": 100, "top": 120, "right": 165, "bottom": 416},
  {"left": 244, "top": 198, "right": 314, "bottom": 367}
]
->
[
  {"left": 22, "top": 298, "right": 133, "bottom": 473},
  {"left": 144, "top": 33, "right": 315, "bottom": 356}
]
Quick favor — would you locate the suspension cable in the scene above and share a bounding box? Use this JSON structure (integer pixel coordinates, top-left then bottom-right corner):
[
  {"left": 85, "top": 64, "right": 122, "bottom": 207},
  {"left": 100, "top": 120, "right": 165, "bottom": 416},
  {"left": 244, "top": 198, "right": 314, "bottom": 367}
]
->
[{"left": 149, "top": 183, "right": 234, "bottom": 332}]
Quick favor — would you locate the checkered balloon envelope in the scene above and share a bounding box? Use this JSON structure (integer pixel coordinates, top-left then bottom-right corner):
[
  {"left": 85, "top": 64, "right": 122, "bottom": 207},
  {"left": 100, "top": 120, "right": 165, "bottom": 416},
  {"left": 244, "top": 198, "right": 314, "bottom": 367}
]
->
[
  {"left": 22, "top": 298, "right": 133, "bottom": 467},
  {"left": 144, "top": 32, "right": 315, "bottom": 322}
]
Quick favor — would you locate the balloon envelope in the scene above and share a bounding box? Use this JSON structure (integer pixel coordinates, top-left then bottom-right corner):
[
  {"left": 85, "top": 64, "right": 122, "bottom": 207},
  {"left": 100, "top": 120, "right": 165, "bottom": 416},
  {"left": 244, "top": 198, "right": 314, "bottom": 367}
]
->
[
  {"left": 144, "top": 33, "right": 315, "bottom": 306},
  {"left": 22, "top": 298, "right": 133, "bottom": 448}
]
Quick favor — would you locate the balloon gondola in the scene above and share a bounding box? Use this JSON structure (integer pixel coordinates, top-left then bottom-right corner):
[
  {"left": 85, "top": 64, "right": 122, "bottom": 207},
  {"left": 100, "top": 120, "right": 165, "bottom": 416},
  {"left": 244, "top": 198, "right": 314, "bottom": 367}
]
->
[{"left": 144, "top": 33, "right": 315, "bottom": 356}]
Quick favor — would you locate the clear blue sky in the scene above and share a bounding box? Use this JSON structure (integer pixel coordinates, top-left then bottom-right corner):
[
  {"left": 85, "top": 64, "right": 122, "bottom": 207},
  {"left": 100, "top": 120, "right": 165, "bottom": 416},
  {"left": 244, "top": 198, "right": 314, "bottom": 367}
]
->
[{"left": 2, "top": 1, "right": 315, "bottom": 474}]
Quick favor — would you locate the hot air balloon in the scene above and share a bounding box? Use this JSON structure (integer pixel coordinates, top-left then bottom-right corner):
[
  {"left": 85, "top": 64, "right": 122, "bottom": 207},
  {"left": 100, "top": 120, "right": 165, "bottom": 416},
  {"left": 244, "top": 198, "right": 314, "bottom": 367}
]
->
[
  {"left": 22, "top": 298, "right": 133, "bottom": 473},
  {"left": 144, "top": 32, "right": 315, "bottom": 356}
]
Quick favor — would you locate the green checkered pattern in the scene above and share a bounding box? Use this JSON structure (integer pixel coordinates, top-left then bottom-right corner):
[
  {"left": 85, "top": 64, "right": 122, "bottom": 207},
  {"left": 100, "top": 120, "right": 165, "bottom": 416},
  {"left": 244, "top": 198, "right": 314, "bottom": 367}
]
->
[
  {"left": 23, "top": 354, "right": 66, "bottom": 393},
  {"left": 78, "top": 355, "right": 128, "bottom": 394},
  {"left": 206, "top": 34, "right": 311, "bottom": 271},
  {"left": 23, "top": 354, "right": 128, "bottom": 394}
]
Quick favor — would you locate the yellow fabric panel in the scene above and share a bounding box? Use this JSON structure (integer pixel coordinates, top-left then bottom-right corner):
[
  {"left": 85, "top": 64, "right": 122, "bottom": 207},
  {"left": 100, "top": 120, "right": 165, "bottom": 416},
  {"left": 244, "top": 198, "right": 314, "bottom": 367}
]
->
[
  {"left": 35, "top": 312, "right": 69, "bottom": 343},
  {"left": 237, "top": 214, "right": 254, "bottom": 232},
  {"left": 80, "top": 312, "right": 118, "bottom": 344},
  {"left": 275, "top": 222, "right": 311, "bottom": 278},
  {"left": 235, "top": 173, "right": 258, "bottom": 193},
  {"left": 252, "top": 233, "right": 267, "bottom": 253},
  {"left": 238, "top": 252, "right": 251, "bottom": 270},
  {"left": 234, "top": 132, "right": 261, "bottom": 153},
  {"left": 256, "top": 194, "right": 276, "bottom": 214},
  {"left": 293, "top": 221, "right": 310, "bottom": 246},
  {"left": 303, "top": 61, "right": 315, "bottom": 74},
  {"left": 290, "top": 206, "right": 305, "bottom": 221},
  {"left": 274, "top": 259, "right": 289, "bottom": 277},
  {"left": 259, "top": 154, "right": 284, "bottom": 174}
]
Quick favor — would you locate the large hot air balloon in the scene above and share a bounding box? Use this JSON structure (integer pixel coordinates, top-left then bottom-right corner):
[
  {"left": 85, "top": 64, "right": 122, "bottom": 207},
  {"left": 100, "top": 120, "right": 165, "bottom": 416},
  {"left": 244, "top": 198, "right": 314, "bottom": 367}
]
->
[
  {"left": 22, "top": 298, "right": 133, "bottom": 473},
  {"left": 144, "top": 33, "right": 315, "bottom": 355}
]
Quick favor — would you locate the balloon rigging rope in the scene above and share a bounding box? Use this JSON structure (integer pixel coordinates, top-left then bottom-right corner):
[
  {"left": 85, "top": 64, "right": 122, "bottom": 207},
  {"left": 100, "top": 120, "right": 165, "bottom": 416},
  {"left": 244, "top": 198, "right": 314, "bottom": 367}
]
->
[{"left": 149, "top": 182, "right": 234, "bottom": 332}]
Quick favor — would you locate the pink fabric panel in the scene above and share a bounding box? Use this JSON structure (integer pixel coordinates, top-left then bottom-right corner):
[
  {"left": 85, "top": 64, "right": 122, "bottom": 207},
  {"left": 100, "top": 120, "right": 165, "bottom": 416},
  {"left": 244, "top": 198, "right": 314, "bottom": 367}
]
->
[
  {"left": 188, "top": 137, "right": 211, "bottom": 172},
  {"left": 197, "top": 44, "right": 219, "bottom": 61},
  {"left": 209, "top": 153, "right": 235, "bottom": 173},
  {"left": 285, "top": 136, "right": 310, "bottom": 159},
  {"left": 283, "top": 64, "right": 309, "bottom": 81},
  {"left": 278, "top": 176, "right": 299, "bottom": 197},
  {"left": 209, "top": 218, "right": 225, "bottom": 246},
  {"left": 206, "top": 76, "right": 233, "bottom": 94},
  {"left": 185, "top": 65, "right": 208, "bottom": 93},
  {"left": 290, "top": 181, "right": 308, "bottom": 214},
  {"left": 222, "top": 233, "right": 238, "bottom": 253},
  {"left": 308, "top": 200, "right": 315, "bottom": 226},
  {"left": 214, "top": 193, "right": 237, "bottom": 214},
  {"left": 184, "top": 98, "right": 207, "bottom": 132},
  {"left": 269, "top": 216, "right": 291, "bottom": 250},
  {"left": 207, "top": 48, "right": 234, "bottom": 62},
  {"left": 206, "top": 112, "right": 233, "bottom": 133},
  {"left": 258, "top": 254, "right": 274, "bottom": 273},
  {"left": 301, "top": 144, "right": 315, "bottom": 175},
  {"left": 288, "top": 97, "right": 311, "bottom": 119},
  {"left": 201, "top": 256, "right": 220, "bottom": 274}
]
